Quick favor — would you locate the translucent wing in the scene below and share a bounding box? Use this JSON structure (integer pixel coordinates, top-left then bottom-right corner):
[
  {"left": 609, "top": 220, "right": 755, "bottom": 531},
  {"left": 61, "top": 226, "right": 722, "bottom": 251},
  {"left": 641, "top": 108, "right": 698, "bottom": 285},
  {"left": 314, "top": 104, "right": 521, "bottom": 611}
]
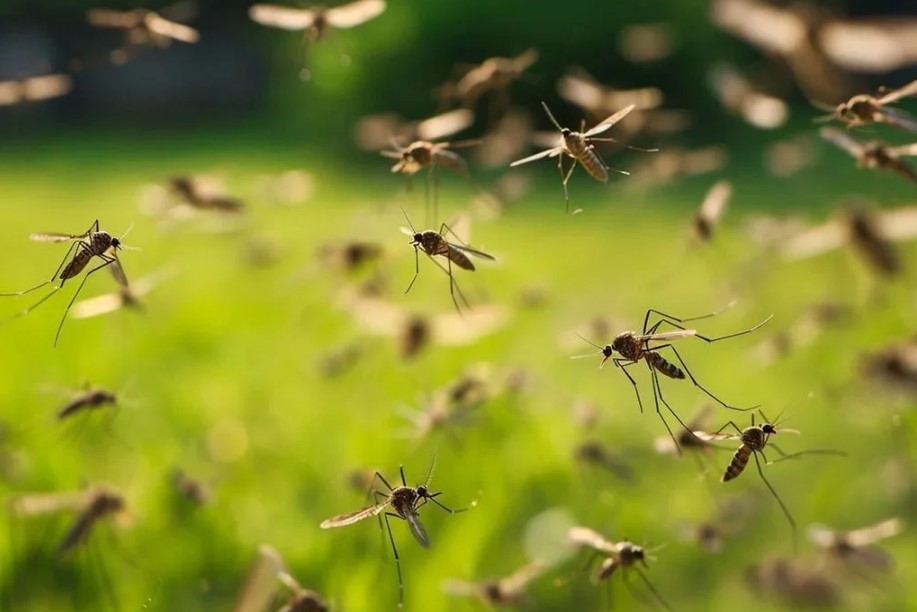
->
[
  {"left": 21, "top": 74, "right": 72, "bottom": 102},
  {"left": 584, "top": 104, "right": 636, "bottom": 137},
  {"left": 145, "top": 14, "right": 200, "bottom": 43},
  {"left": 510, "top": 147, "right": 563, "bottom": 167},
  {"left": 249, "top": 4, "right": 317, "bottom": 30},
  {"left": 416, "top": 108, "right": 474, "bottom": 141},
  {"left": 875, "top": 206, "right": 917, "bottom": 242},
  {"left": 878, "top": 107, "right": 917, "bottom": 133},
  {"left": 320, "top": 500, "right": 390, "bottom": 528},
  {"left": 711, "top": 0, "right": 805, "bottom": 56},
  {"left": 568, "top": 526, "right": 615, "bottom": 553},
  {"left": 877, "top": 80, "right": 917, "bottom": 106},
  {"left": 780, "top": 219, "right": 847, "bottom": 260},
  {"left": 501, "top": 561, "right": 546, "bottom": 593},
  {"left": 557, "top": 69, "right": 606, "bottom": 113},
  {"left": 820, "top": 20, "right": 917, "bottom": 72},
  {"left": 9, "top": 491, "right": 89, "bottom": 516},
  {"left": 698, "top": 180, "right": 732, "bottom": 224},
  {"left": 510, "top": 48, "right": 539, "bottom": 72},
  {"left": 887, "top": 142, "right": 917, "bottom": 158},
  {"left": 110, "top": 254, "right": 129, "bottom": 289},
  {"left": 0, "top": 81, "right": 21, "bottom": 106},
  {"left": 640, "top": 329, "right": 699, "bottom": 342},
  {"left": 325, "top": 0, "right": 387, "bottom": 29},
  {"left": 819, "top": 127, "right": 866, "bottom": 158},
  {"left": 72, "top": 293, "right": 126, "bottom": 320},
  {"left": 441, "top": 579, "right": 481, "bottom": 598},
  {"left": 86, "top": 9, "right": 138, "bottom": 28},
  {"left": 846, "top": 518, "right": 902, "bottom": 547},
  {"left": 29, "top": 232, "right": 85, "bottom": 243},
  {"left": 450, "top": 243, "right": 495, "bottom": 261},
  {"left": 233, "top": 545, "right": 285, "bottom": 612},
  {"left": 405, "top": 511, "right": 430, "bottom": 547}
]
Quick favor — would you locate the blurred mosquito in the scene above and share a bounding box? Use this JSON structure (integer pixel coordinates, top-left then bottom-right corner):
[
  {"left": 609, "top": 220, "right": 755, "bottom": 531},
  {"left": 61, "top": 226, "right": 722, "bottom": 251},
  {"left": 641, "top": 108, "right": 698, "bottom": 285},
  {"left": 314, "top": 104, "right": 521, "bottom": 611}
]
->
[
  {"left": 320, "top": 460, "right": 469, "bottom": 607},
  {"left": 87, "top": 5, "right": 199, "bottom": 64},
  {"left": 808, "top": 517, "right": 902, "bottom": 575},
  {"left": 745, "top": 557, "right": 840, "bottom": 608},
  {"left": 0, "top": 74, "right": 72, "bottom": 107},
  {"left": 709, "top": 410, "right": 845, "bottom": 548},
  {"left": 820, "top": 127, "right": 917, "bottom": 185},
  {"left": 442, "top": 561, "right": 545, "bottom": 608},
  {"left": 168, "top": 175, "right": 245, "bottom": 213},
  {"left": 653, "top": 406, "right": 719, "bottom": 457},
  {"left": 862, "top": 336, "right": 917, "bottom": 391},
  {"left": 0, "top": 219, "right": 133, "bottom": 346},
  {"left": 816, "top": 80, "right": 917, "bottom": 132},
  {"left": 56, "top": 384, "right": 119, "bottom": 422},
  {"left": 557, "top": 66, "right": 663, "bottom": 121},
  {"left": 250, "top": 0, "right": 386, "bottom": 42},
  {"left": 438, "top": 49, "right": 538, "bottom": 113},
  {"left": 626, "top": 145, "right": 726, "bottom": 188},
  {"left": 354, "top": 108, "right": 474, "bottom": 152},
  {"left": 511, "top": 101, "right": 648, "bottom": 213},
  {"left": 400, "top": 210, "right": 494, "bottom": 313},
  {"left": 691, "top": 180, "right": 733, "bottom": 243},
  {"left": 73, "top": 267, "right": 172, "bottom": 320},
  {"left": 567, "top": 526, "right": 673, "bottom": 611},
  {"left": 171, "top": 469, "right": 212, "bottom": 506},
  {"left": 315, "top": 240, "right": 383, "bottom": 274},
  {"left": 708, "top": 63, "right": 788, "bottom": 130},
  {"left": 234, "top": 545, "right": 329, "bottom": 612},
  {"left": 574, "top": 441, "right": 637, "bottom": 483},
  {"left": 574, "top": 305, "right": 772, "bottom": 453}
]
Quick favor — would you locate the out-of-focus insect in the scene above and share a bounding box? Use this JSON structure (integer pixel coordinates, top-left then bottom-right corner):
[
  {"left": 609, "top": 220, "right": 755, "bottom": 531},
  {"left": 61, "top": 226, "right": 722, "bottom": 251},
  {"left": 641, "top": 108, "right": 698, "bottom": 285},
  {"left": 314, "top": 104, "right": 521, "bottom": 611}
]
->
[
  {"left": 397, "top": 366, "right": 494, "bottom": 442},
  {"left": 710, "top": 411, "right": 845, "bottom": 546},
  {"left": 474, "top": 111, "right": 533, "bottom": 169},
  {"left": 0, "top": 220, "right": 132, "bottom": 346},
  {"left": 400, "top": 211, "right": 495, "bottom": 312},
  {"left": 55, "top": 383, "right": 119, "bottom": 421},
  {"left": 677, "top": 497, "right": 755, "bottom": 554},
  {"left": 574, "top": 306, "right": 772, "bottom": 453},
  {"left": 708, "top": 64, "right": 789, "bottom": 129},
  {"left": 745, "top": 556, "right": 840, "bottom": 608},
  {"left": 316, "top": 240, "right": 384, "bottom": 274},
  {"left": 249, "top": 0, "right": 386, "bottom": 42},
  {"left": 251, "top": 170, "right": 314, "bottom": 206},
  {"left": 439, "top": 49, "right": 538, "bottom": 112},
  {"left": 820, "top": 127, "right": 917, "bottom": 185},
  {"left": 442, "top": 561, "right": 546, "bottom": 608},
  {"left": 511, "top": 102, "right": 645, "bottom": 213},
  {"left": 167, "top": 175, "right": 245, "bottom": 213},
  {"left": 862, "top": 337, "right": 917, "bottom": 391},
  {"left": 751, "top": 303, "right": 851, "bottom": 365},
  {"left": 0, "top": 74, "right": 72, "bottom": 107},
  {"left": 574, "top": 440, "right": 637, "bottom": 482},
  {"left": 320, "top": 461, "right": 468, "bottom": 607},
  {"left": 88, "top": 5, "right": 199, "bottom": 63},
  {"left": 354, "top": 108, "right": 474, "bottom": 152},
  {"left": 625, "top": 145, "right": 727, "bottom": 188},
  {"left": 171, "top": 469, "right": 212, "bottom": 506},
  {"left": 10, "top": 485, "right": 129, "bottom": 555},
  {"left": 557, "top": 67, "right": 663, "bottom": 122},
  {"left": 817, "top": 81, "right": 917, "bottom": 132},
  {"left": 618, "top": 23, "right": 675, "bottom": 64},
  {"left": 234, "top": 545, "right": 329, "bottom": 612},
  {"left": 764, "top": 133, "right": 818, "bottom": 177},
  {"left": 72, "top": 267, "right": 172, "bottom": 320},
  {"left": 691, "top": 180, "right": 733, "bottom": 243},
  {"left": 780, "top": 202, "right": 917, "bottom": 277},
  {"left": 567, "top": 526, "right": 673, "bottom": 611},
  {"left": 653, "top": 406, "right": 719, "bottom": 457},
  {"left": 808, "top": 518, "right": 902, "bottom": 575}
]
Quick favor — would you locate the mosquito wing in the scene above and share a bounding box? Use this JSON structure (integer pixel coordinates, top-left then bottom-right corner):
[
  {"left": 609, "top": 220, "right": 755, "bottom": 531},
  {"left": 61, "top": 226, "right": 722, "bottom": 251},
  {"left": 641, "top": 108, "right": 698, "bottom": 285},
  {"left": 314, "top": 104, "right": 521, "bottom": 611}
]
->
[
  {"left": 878, "top": 107, "right": 917, "bottom": 133},
  {"left": 320, "top": 500, "right": 390, "bottom": 528},
  {"left": 876, "top": 80, "right": 917, "bottom": 106},
  {"left": 819, "top": 127, "right": 866, "bottom": 158},
  {"left": 510, "top": 147, "right": 563, "bottom": 167},
  {"left": 887, "top": 142, "right": 917, "bottom": 158},
  {"left": 450, "top": 243, "right": 495, "bottom": 261},
  {"left": 846, "top": 517, "right": 902, "bottom": 547},
  {"left": 781, "top": 219, "right": 846, "bottom": 260},
  {"left": 584, "top": 104, "right": 636, "bottom": 137},
  {"left": 233, "top": 545, "right": 285, "bottom": 612},
  {"left": 86, "top": 9, "right": 137, "bottom": 28},
  {"left": 501, "top": 561, "right": 546, "bottom": 593},
  {"left": 820, "top": 20, "right": 917, "bottom": 73},
  {"left": 145, "top": 14, "right": 200, "bottom": 43},
  {"left": 249, "top": 4, "right": 317, "bottom": 30},
  {"left": 405, "top": 510, "right": 430, "bottom": 548},
  {"left": 344, "top": 295, "right": 409, "bottom": 337},
  {"left": 325, "top": 0, "right": 387, "bottom": 29},
  {"left": 639, "top": 329, "right": 699, "bottom": 342},
  {"left": 875, "top": 206, "right": 917, "bottom": 242},
  {"left": 441, "top": 579, "right": 481, "bottom": 598},
  {"left": 21, "top": 74, "right": 72, "bottom": 102},
  {"left": 557, "top": 69, "right": 605, "bottom": 113},
  {"left": 568, "top": 526, "right": 615, "bottom": 553},
  {"left": 9, "top": 491, "right": 89, "bottom": 516},
  {"left": 711, "top": 0, "right": 805, "bottom": 56},
  {"left": 72, "top": 293, "right": 125, "bottom": 320},
  {"left": 698, "top": 180, "right": 732, "bottom": 224},
  {"left": 29, "top": 232, "right": 85, "bottom": 243},
  {"left": 416, "top": 108, "right": 474, "bottom": 141}
]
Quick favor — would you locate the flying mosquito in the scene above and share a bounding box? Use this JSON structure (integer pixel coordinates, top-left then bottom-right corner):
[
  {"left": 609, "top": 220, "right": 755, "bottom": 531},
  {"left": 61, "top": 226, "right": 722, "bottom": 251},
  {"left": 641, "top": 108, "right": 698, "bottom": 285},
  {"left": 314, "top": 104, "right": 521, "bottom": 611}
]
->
[
  {"left": 400, "top": 210, "right": 495, "bottom": 313},
  {"left": 574, "top": 440, "right": 637, "bottom": 483},
  {"left": 708, "top": 63, "right": 789, "bottom": 129},
  {"left": 653, "top": 406, "right": 719, "bottom": 456},
  {"left": 862, "top": 336, "right": 917, "bottom": 391},
  {"left": 574, "top": 305, "right": 772, "bottom": 453},
  {"left": 234, "top": 545, "right": 329, "bottom": 612},
  {"left": 56, "top": 383, "right": 119, "bottom": 421},
  {"left": 567, "top": 526, "right": 673, "bottom": 611},
  {"left": 249, "top": 0, "right": 386, "bottom": 42},
  {"left": 820, "top": 127, "right": 917, "bottom": 185},
  {"left": 557, "top": 66, "right": 663, "bottom": 121},
  {"left": 442, "top": 561, "right": 546, "bottom": 608},
  {"left": 168, "top": 175, "right": 245, "bottom": 213},
  {"left": 817, "top": 80, "right": 917, "bottom": 132},
  {"left": 708, "top": 411, "right": 845, "bottom": 547},
  {"left": 691, "top": 180, "right": 733, "bottom": 243},
  {"left": 745, "top": 556, "right": 840, "bottom": 608},
  {"left": 72, "top": 267, "right": 172, "bottom": 320},
  {"left": 438, "top": 49, "right": 538, "bottom": 112},
  {"left": 171, "top": 469, "right": 212, "bottom": 506},
  {"left": 320, "top": 461, "right": 468, "bottom": 607},
  {"left": 510, "top": 101, "right": 646, "bottom": 213},
  {"left": 808, "top": 517, "right": 902, "bottom": 575},
  {"left": 0, "top": 73, "right": 72, "bottom": 107},
  {"left": 87, "top": 6, "right": 199, "bottom": 63},
  {"left": 354, "top": 108, "right": 474, "bottom": 152},
  {"left": 0, "top": 219, "right": 132, "bottom": 346}
]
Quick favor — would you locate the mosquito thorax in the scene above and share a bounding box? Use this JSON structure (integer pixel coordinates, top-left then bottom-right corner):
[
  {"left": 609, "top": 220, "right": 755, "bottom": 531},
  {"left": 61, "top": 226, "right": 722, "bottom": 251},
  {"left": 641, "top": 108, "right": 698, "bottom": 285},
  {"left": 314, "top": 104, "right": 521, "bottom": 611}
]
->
[{"left": 611, "top": 332, "right": 634, "bottom": 353}]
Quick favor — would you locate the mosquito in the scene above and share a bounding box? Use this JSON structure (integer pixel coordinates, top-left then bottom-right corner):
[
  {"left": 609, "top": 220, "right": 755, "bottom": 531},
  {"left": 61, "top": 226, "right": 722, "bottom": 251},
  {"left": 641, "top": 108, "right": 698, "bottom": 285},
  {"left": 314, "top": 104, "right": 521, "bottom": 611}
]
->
[
  {"left": 510, "top": 101, "right": 647, "bottom": 212},
  {"left": 440, "top": 48, "right": 539, "bottom": 112},
  {"left": 862, "top": 336, "right": 917, "bottom": 390},
  {"left": 708, "top": 63, "right": 789, "bottom": 129},
  {"left": 808, "top": 517, "right": 901, "bottom": 575},
  {"left": 574, "top": 440, "right": 637, "bottom": 483},
  {"left": 400, "top": 210, "right": 494, "bottom": 313},
  {"left": 249, "top": 0, "right": 386, "bottom": 43},
  {"left": 816, "top": 80, "right": 917, "bottom": 132},
  {"left": 320, "top": 460, "right": 468, "bottom": 607},
  {"left": 691, "top": 180, "right": 733, "bottom": 243},
  {"left": 567, "top": 526, "right": 673, "bottom": 611},
  {"left": 167, "top": 175, "right": 245, "bottom": 213},
  {"left": 710, "top": 410, "right": 845, "bottom": 548},
  {"left": 0, "top": 219, "right": 132, "bottom": 346},
  {"left": 56, "top": 384, "right": 119, "bottom": 421},
  {"left": 0, "top": 73, "right": 72, "bottom": 107},
  {"left": 87, "top": 6, "right": 199, "bottom": 63},
  {"left": 72, "top": 267, "right": 172, "bottom": 320},
  {"left": 171, "top": 469, "right": 212, "bottom": 506},
  {"left": 745, "top": 556, "right": 840, "bottom": 608},
  {"left": 355, "top": 108, "right": 474, "bottom": 152},
  {"left": 820, "top": 127, "right": 917, "bottom": 185},
  {"left": 573, "top": 305, "right": 772, "bottom": 454},
  {"left": 442, "top": 561, "right": 546, "bottom": 607},
  {"left": 557, "top": 66, "right": 663, "bottom": 122},
  {"left": 315, "top": 240, "right": 384, "bottom": 274},
  {"left": 234, "top": 545, "right": 329, "bottom": 612}
]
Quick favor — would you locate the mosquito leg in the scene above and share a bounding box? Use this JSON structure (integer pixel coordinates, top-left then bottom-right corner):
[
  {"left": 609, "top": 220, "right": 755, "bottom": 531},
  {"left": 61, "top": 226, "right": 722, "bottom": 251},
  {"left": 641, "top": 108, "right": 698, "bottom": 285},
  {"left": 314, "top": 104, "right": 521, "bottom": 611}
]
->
[
  {"left": 556, "top": 154, "right": 570, "bottom": 213},
  {"left": 432, "top": 167, "right": 440, "bottom": 228},
  {"left": 641, "top": 306, "right": 733, "bottom": 334},
  {"left": 425, "top": 493, "right": 466, "bottom": 515},
  {"left": 650, "top": 343, "right": 756, "bottom": 412},
  {"left": 404, "top": 247, "right": 420, "bottom": 294},
  {"left": 561, "top": 156, "right": 577, "bottom": 214},
  {"left": 426, "top": 254, "right": 471, "bottom": 312},
  {"left": 644, "top": 309, "right": 772, "bottom": 342},
  {"left": 424, "top": 169, "right": 432, "bottom": 228},
  {"left": 383, "top": 512, "right": 405, "bottom": 608},
  {"left": 765, "top": 444, "right": 847, "bottom": 464},
  {"left": 633, "top": 568, "right": 674, "bottom": 612},
  {"left": 613, "top": 359, "right": 643, "bottom": 413},
  {"left": 752, "top": 451, "right": 797, "bottom": 549},
  {"left": 54, "top": 256, "right": 115, "bottom": 347},
  {"left": 92, "top": 541, "right": 120, "bottom": 612},
  {"left": 439, "top": 223, "right": 472, "bottom": 249},
  {"left": 648, "top": 363, "right": 681, "bottom": 457},
  {"left": 712, "top": 419, "right": 744, "bottom": 437},
  {"left": 649, "top": 364, "right": 700, "bottom": 447}
]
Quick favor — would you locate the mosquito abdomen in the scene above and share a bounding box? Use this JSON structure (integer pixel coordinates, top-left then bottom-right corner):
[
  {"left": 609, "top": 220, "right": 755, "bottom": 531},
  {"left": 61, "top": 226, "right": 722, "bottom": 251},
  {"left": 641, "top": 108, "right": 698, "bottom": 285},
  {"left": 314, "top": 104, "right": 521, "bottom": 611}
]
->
[
  {"left": 722, "top": 445, "right": 751, "bottom": 482},
  {"left": 647, "top": 352, "right": 685, "bottom": 379},
  {"left": 446, "top": 247, "right": 475, "bottom": 271}
]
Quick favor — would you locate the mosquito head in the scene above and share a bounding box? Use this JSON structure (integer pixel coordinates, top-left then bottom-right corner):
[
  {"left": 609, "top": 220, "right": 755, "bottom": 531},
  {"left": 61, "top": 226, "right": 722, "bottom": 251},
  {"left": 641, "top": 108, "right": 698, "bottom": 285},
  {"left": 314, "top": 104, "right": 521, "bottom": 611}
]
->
[
  {"left": 416, "top": 484, "right": 429, "bottom": 498},
  {"left": 111, "top": 238, "right": 122, "bottom": 250},
  {"left": 761, "top": 423, "right": 777, "bottom": 435}
]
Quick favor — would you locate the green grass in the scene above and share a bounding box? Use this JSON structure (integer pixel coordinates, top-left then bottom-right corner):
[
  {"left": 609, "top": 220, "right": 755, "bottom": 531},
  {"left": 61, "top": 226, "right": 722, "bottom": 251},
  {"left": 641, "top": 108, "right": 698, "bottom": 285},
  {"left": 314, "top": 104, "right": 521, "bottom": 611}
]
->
[{"left": 0, "top": 129, "right": 914, "bottom": 612}]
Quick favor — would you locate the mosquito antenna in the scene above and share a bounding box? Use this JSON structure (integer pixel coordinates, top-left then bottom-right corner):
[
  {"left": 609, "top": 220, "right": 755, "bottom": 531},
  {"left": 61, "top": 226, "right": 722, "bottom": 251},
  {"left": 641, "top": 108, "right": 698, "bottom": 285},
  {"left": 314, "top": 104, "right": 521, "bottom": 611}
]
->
[
  {"left": 576, "top": 333, "right": 604, "bottom": 350},
  {"left": 423, "top": 454, "right": 437, "bottom": 488},
  {"left": 119, "top": 223, "right": 134, "bottom": 242},
  {"left": 400, "top": 207, "right": 416, "bottom": 234},
  {"left": 540, "top": 101, "right": 564, "bottom": 131}
]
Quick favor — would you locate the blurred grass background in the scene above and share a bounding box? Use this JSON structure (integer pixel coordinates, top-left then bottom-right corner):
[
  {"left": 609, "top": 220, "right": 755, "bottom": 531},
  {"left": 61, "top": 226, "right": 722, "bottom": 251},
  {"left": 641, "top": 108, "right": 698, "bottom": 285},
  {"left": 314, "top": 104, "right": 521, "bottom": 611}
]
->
[{"left": 0, "top": 0, "right": 916, "bottom": 611}]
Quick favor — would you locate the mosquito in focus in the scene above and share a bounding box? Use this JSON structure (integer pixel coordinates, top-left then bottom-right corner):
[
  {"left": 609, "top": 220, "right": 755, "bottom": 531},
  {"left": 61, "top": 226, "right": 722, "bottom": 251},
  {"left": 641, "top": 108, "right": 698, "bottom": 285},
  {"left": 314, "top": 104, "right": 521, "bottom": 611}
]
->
[
  {"left": 808, "top": 517, "right": 902, "bottom": 575},
  {"left": 691, "top": 180, "right": 733, "bottom": 243},
  {"left": 400, "top": 210, "right": 494, "bottom": 313},
  {"left": 233, "top": 545, "right": 329, "bottom": 612},
  {"left": 816, "top": 80, "right": 917, "bottom": 132},
  {"left": 820, "top": 127, "right": 917, "bottom": 185},
  {"left": 567, "top": 526, "right": 673, "bottom": 611},
  {"left": 320, "top": 460, "right": 469, "bottom": 607},
  {"left": 87, "top": 6, "right": 199, "bottom": 64},
  {"left": 0, "top": 219, "right": 133, "bottom": 346},
  {"left": 574, "top": 305, "right": 772, "bottom": 453},
  {"left": 510, "top": 101, "right": 647, "bottom": 213},
  {"left": 442, "top": 561, "right": 546, "bottom": 608}
]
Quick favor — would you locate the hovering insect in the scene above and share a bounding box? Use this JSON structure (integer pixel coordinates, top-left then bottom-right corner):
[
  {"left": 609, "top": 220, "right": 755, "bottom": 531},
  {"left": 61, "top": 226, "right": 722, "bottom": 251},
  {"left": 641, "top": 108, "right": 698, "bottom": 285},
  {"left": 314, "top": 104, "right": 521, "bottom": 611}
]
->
[
  {"left": 574, "top": 305, "right": 772, "bottom": 453},
  {"left": 0, "top": 220, "right": 132, "bottom": 346},
  {"left": 808, "top": 517, "right": 902, "bottom": 575},
  {"left": 557, "top": 67, "right": 663, "bottom": 120},
  {"left": 0, "top": 74, "right": 72, "bottom": 107},
  {"left": 708, "top": 63, "right": 789, "bottom": 129},
  {"left": 55, "top": 383, "right": 119, "bottom": 421},
  {"left": 87, "top": 6, "right": 199, "bottom": 63},
  {"left": 574, "top": 441, "right": 637, "bottom": 482},
  {"left": 354, "top": 108, "right": 474, "bottom": 152},
  {"left": 72, "top": 267, "right": 172, "bottom": 320},
  {"left": 397, "top": 367, "right": 493, "bottom": 442},
  {"left": 442, "top": 561, "right": 546, "bottom": 608},
  {"left": 820, "top": 127, "right": 917, "bottom": 185},
  {"left": 653, "top": 406, "right": 719, "bottom": 456},
  {"left": 691, "top": 180, "right": 733, "bottom": 243},
  {"left": 171, "top": 469, "right": 212, "bottom": 506},
  {"left": 745, "top": 556, "right": 840, "bottom": 608},
  {"left": 250, "top": 0, "right": 386, "bottom": 42},
  {"left": 440, "top": 49, "right": 538, "bottom": 111},
  {"left": 818, "top": 81, "right": 917, "bottom": 132},
  {"left": 618, "top": 23, "right": 676, "bottom": 64},
  {"left": 511, "top": 102, "right": 645, "bottom": 213},
  {"left": 320, "top": 461, "right": 467, "bottom": 607},
  {"left": 400, "top": 211, "right": 494, "bottom": 312},
  {"left": 567, "top": 526, "right": 673, "bottom": 611},
  {"left": 862, "top": 336, "right": 917, "bottom": 391},
  {"left": 234, "top": 545, "right": 330, "bottom": 612},
  {"left": 167, "top": 175, "right": 245, "bottom": 213},
  {"left": 315, "top": 240, "right": 384, "bottom": 275}
]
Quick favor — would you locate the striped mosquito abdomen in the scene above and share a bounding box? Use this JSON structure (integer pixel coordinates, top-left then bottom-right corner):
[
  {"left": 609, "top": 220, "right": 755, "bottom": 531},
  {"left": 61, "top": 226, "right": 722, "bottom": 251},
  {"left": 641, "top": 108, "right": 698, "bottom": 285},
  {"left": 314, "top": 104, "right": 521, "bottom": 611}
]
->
[
  {"left": 722, "top": 444, "right": 751, "bottom": 482},
  {"left": 445, "top": 246, "right": 474, "bottom": 271},
  {"left": 60, "top": 231, "right": 114, "bottom": 280},
  {"left": 645, "top": 351, "right": 685, "bottom": 380},
  {"left": 564, "top": 133, "right": 608, "bottom": 183}
]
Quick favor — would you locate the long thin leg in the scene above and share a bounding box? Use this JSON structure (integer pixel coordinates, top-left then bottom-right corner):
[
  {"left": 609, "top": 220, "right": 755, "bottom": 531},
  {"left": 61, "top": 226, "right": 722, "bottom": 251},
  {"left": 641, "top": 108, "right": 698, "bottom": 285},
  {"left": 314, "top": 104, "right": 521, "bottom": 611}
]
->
[
  {"left": 641, "top": 305, "right": 736, "bottom": 334},
  {"left": 55, "top": 256, "right": 115, "bottom": 347},
  {"left": 651, "top": 343, "right": 756, "bottom": 411},
  {"left": 613, "top": 359, "right": 642, "bottom": 413},
  {"left": 424, "top": 253, "right": 471, "bottom": 312},
  {"left": 383, "top": 512, "right": 405, "bottom": 608},
  {"left": 560, "top": 155, "right": 576, "bottom": 214},
  {"left": 712, "top": 419, "right": 744, "bottom": 437},
  {"left": 633, "top": 569, "right": 674, "bottom": 612},
  {"left": 0, "top": 241, "right": 80, "bottom": 297},
  {"left": 403, "top": 247, "right": 420, "bottom": 294},
  {"left": 752, "top": 451, "right": 797, "bottom": 549},
  {"left": 648, "top": 363, "right": 681, "bottom": 457},
  {"left": 644, "top": 309, "right": 772, "bottom": 342},
  {"left": 766, "top": 444, "right": 847, "bottom": 464}
]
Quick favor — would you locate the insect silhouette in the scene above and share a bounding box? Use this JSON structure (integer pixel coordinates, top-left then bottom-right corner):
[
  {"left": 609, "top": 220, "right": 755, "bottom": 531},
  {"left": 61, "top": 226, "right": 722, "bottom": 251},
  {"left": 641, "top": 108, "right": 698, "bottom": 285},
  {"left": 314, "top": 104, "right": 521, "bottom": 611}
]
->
[
  {"left": 87, "top": 6, "right": 199, "bottom": 63},
  {"left": 567, "top": 526, "right": 673, "bottom": 611},
  {"left": 400, "top": 210, "right": 495, "bottom": 313},
  {"left": 171, "top": 469, "right": 212, "bottom": 506},
  {"left": 708, "top": 63, "right": 788, "bottom": 129},
  {"left": 167, "top": 175, "right": 245, "bottom": 213},
  {"left": 808, "top": 517, "right": 902, "bottom": 575},
  {"left": 511, "top": 101, "right": 646, "bottom": 213},
  {"left": 817, "top": 80, "right": 917, "bottom": 132},
  {"left": 862, "top": 335, "right": 917, "bottom": 391},
  {"left": 0, "top": 219, "right": 132, "bottom": 346},
  {"left": 574, "top": 440, "right": 637, "bottom": 483},
  {"left": 711, "top": 411, "right": 845, "bottom": 547},
  {"left": 0, "top": 74, "right": 72, "bottom": 107},
  {"left": 234, "top": 545, "right": 329, "bottom": 612},
  {"left": 574, "top": 305, "right": 772, "bottom": 453},
  {"left": 745, "top": 556, "right": 840, "bottom": 608},
  {"left": 691, "top": 180, "right": 733, "bottom": 243},
  {"left": 442, "top": 561, "right": 546, "bottom": 607},
  {"left": 249, "top": 0, "right": 386, "bottom": 42},
  {"left": 820, "top": 127, "right": 917, "bottom": 185},
  {"left": 354, "top": 108, "right": 474, "bottom": 152},
  {"left": 439, "top": 48, "right": 538, "bottom": 113},
  {"left": 320, "top": 460, "right": 468, "bottom": 607},
  {"left": 56, "top": 384, "right": 119, "bottom": 421}
]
